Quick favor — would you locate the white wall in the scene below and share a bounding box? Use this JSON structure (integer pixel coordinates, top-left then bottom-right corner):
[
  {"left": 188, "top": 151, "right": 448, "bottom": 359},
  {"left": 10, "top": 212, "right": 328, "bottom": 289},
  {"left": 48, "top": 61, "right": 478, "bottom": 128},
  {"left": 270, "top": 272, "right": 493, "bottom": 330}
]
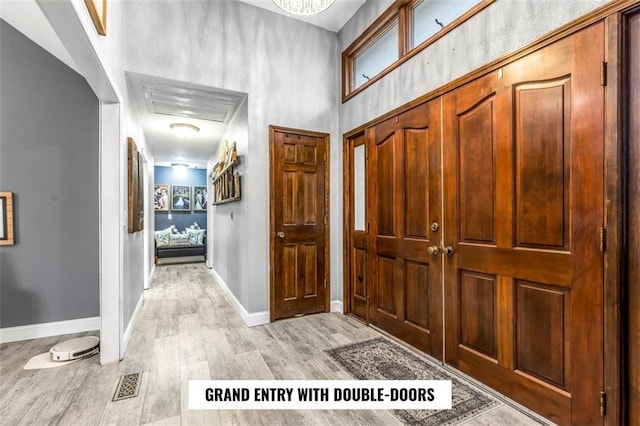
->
[
  {"left": 35, "top": 0, "right": 153, "bottom": 361},
  {"left": 125, "top": 0, "right": 339, "bottom": 315}
]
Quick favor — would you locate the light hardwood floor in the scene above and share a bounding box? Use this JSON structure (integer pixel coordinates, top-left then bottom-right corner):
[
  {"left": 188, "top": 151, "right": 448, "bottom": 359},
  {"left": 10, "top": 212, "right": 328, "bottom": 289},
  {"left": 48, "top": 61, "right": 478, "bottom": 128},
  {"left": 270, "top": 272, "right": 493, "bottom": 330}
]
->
[{"left": 0, "top": 263, "right": 546, "bottom": 425}]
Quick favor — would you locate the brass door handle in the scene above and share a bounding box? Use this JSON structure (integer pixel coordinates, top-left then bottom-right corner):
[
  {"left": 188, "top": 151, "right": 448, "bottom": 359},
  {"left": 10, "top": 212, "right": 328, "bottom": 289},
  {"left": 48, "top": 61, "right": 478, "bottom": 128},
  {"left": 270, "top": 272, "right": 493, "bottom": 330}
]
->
[
  {"left": 441, "top": 245, "right": 454, "bottom": 256},
  {"left": 277, "top": 231, "right": 285, "bottom": 239},
  {"left": 427, "top": 246, "right": 440, "bottom": 255}
]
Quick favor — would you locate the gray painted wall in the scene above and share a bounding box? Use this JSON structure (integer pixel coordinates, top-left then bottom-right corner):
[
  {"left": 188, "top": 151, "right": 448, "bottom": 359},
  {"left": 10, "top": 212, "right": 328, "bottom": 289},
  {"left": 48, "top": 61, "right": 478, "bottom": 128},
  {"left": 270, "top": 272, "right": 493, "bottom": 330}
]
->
[
  {"left": 125, "top": 0, "right": 339, "bottom": 314},
  {"left": 208, "top": 97, "right": 249, "bottom": 300},
  {"left": 0, "top": 19, "right": 99, "bottom": 327},
  {"left": 339, "top": 0, "right": 609, "bottom": 132}
]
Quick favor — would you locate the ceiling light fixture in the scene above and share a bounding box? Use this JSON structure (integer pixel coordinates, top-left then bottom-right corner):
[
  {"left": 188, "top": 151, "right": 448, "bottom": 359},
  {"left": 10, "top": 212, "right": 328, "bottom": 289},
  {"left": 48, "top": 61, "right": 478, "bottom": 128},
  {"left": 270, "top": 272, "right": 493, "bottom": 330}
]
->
[
  {"left": 170, "top": 123, "right": 200, "bottom": 138},
  {"left": 272, "top": 0, "right": 335, "bottom": 15},
  {"left": 171, "top": 163, "right": 189, "bottom": 170}
]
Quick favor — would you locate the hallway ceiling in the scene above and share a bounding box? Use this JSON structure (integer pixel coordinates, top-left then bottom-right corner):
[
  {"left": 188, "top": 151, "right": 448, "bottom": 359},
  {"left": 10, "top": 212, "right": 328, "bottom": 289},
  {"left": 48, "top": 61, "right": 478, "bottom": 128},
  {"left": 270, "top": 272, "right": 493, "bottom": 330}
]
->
[
  {"left": 126, "top": 72, "right": 247, "bottom": 168},
  {"left": 237, "top": 0, "right": 365, "bottom": 32}
]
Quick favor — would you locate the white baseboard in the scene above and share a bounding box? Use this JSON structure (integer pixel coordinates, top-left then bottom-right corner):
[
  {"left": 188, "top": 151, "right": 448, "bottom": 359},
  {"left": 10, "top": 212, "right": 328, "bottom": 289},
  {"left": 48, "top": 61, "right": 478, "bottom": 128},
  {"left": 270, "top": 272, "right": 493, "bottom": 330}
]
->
[
  {"left": 122, "top": 292, "right": 144, "bottom": 352},
  {"left": 331, "top": 300, "right": 344, "bottom": 314},
  {"left": 0, "top": 316, "right": 100, "bottom": 344},
  {"left": 146, "top": 264, "right": 156, "bottom": 289},
  {"left": 209, "top": 268, "right": 270, "bottom": 327}
]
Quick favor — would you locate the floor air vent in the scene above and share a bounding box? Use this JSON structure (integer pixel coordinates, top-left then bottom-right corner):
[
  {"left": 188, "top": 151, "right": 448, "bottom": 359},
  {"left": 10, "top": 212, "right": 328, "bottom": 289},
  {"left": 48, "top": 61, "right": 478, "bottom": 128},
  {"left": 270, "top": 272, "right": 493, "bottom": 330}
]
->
[{"left": 112, "top": 372, "right": 142, "bottom": 402}]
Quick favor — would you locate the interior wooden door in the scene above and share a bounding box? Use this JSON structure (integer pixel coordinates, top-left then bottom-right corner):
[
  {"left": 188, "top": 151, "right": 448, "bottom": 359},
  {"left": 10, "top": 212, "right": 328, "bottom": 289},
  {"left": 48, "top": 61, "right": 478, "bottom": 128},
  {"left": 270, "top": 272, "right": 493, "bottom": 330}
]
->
[
  {"left": 442, "top": 24, "right": 605, "bottom": 425},
  {"left": 345, "top": 133, "right": 368, "bottom": 321},
  {"left": 367, "top": 100, "right": 443, "bottom": 357},
  {"left": 270, "top": 126, "right": 329, "bottom": 321}
]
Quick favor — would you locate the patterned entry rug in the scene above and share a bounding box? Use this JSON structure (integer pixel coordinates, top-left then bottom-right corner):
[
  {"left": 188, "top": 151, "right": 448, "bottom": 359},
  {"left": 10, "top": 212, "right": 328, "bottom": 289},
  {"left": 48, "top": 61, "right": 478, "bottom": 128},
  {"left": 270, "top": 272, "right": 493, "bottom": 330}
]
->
[{"left": 326, "top": 338, "right": 502, "bottom": 425}]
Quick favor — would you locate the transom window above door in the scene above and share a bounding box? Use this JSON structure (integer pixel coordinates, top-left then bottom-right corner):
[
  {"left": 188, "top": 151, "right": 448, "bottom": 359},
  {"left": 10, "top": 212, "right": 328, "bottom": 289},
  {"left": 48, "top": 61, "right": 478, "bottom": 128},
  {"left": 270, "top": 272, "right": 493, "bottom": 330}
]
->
[{"left": 342, "top": 0, "right": 494, "bottom": 102}]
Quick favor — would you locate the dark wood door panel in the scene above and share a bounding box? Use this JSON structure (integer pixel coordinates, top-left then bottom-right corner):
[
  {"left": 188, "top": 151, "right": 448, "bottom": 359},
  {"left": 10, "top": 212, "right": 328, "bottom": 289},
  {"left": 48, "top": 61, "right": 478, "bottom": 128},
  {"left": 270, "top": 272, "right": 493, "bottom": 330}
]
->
[
  {"left": 368, "top": 99, "right": 443, "bottom": 358},
  {"left": 459, "top": 270, "right": 497, "bottom": 360},
  {"left": 444, "top": 24, "right": 605, "bottom": 426},
  {"left": 270, "top": 127, "right": 329, "bottom": 321},
  {"left": 516, "top": 281, "right": 570, "bottom": 390},
  {"left": 457, "top": 93, "right": 498, "bottom": 245},
  {"left": 376, "top": 135, "right": 396, "bottom": 236},
  {"left": 514, "top": 78, "right": 571, "bottom": 250},
  {"left": 404, "top": 128, "right": 431, "bottom": 239}
]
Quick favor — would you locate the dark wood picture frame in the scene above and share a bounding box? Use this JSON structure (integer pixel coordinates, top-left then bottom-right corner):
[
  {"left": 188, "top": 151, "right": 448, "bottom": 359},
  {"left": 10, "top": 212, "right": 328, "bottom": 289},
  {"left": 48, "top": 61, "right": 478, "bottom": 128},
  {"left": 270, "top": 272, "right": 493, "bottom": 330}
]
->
[
  {"left": 85, "top": 0, "right": 107, "bottom": 36},
  {"left": 0, "top": 192, "right": 14, "bottom": 246},
  {"left": 127, "top": 138, "right": 144, "bottom": 233}
]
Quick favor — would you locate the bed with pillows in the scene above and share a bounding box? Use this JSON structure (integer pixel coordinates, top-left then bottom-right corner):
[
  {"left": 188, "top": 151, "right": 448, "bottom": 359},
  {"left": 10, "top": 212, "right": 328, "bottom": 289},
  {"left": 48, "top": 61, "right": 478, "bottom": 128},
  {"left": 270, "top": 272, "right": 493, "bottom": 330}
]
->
[{"left": 154, "top": 223, "right": 206, "bottom": 264}]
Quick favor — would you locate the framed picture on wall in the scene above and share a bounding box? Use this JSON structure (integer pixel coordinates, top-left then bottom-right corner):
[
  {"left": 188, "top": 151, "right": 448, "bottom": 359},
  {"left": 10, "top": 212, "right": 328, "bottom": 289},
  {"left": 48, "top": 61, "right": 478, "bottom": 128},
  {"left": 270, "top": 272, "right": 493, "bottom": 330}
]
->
[
  {"left": 85, "top": 0, "right": 107, "bottom": 36},
  {"left": 154, "top": 184, "right": 170, "bottom": 211},
  {"left": 0, "top": 192, "right": 15, "bottom": 246},
  {"left": 193, "top": 185, "right": 208, "bottom": 211},
  {"left": 127, "top": 138, "right": 144, "bottom": 233},
  {"left": 172, "top": 185, "right": 191, "bottom": 211}
]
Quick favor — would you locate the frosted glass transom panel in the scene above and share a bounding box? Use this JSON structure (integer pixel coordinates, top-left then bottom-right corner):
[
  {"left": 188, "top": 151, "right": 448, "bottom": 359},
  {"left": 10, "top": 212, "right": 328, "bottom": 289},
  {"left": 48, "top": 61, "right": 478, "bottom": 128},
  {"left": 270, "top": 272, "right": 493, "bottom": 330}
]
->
[
  {"left": 354, "top": 144, "right": 366, "bottom": 230},
  {"left": 412, "top": 0, "right": 478, "bottom": 48},
  {"left": 354, "top": 22, "right": 399, "bottom": 89}
]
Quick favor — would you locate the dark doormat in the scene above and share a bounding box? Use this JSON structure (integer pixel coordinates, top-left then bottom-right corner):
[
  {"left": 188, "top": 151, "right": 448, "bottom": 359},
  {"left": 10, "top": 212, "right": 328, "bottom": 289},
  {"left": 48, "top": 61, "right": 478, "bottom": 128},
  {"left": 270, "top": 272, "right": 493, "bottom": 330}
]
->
[{"left": 326, "top": 338, "right": 501, "bottom": 425}]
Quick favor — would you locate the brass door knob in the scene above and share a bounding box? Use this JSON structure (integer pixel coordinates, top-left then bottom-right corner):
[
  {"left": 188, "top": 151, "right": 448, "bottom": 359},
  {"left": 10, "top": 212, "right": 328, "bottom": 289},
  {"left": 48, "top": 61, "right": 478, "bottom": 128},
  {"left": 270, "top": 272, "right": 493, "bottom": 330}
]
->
[
  {"left": 427, "top": 246, "right": 440, "bottom": 255},
  {"left": 277, "top": 231, "right": 285, "bottom": 239},
  {"left": 441, "top": 245, "right": 455, "bottom": 256}
]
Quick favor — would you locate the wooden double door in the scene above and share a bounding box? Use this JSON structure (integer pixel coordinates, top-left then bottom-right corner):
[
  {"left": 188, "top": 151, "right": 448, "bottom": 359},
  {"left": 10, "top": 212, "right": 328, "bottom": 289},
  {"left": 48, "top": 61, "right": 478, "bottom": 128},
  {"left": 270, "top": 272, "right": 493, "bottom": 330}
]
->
[{"left": 352, "top": 23, "right": 605, "bottom": 425}]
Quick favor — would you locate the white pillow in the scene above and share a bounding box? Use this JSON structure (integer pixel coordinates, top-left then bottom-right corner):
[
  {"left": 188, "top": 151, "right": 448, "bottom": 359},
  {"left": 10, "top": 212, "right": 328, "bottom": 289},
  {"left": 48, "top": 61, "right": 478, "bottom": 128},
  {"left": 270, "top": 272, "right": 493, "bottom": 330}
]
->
[
  {"left": 169, "top": 233, "right": 191, "bottom": 246},
  {"left": 187, "top": 229, "right": 205, "bottom": 245},
  {"left": 154, "top": 229, "right": 170, "bottom": 247}
]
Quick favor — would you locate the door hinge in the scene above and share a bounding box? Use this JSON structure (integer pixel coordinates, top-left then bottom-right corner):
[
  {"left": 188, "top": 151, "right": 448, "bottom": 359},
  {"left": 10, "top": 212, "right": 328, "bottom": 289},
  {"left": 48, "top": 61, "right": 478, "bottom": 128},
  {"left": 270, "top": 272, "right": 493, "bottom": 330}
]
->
[
  {"left": 324, "top": 216, "right": 328, "bottom": 225},
  {"left": 367, "top": 222, "right": 370, "bottom": 234},
  {"left": 600, "top": 227, "right": 607, "bottom": 252},
  {"left": 601, "top": 62, "right": 607, "bottom": 86},
  {"left": 600, "top": 391, "right": 606, "bottom": 416},
  {"left": 323, "top": 279, "right": 327, "bottom": 289}
]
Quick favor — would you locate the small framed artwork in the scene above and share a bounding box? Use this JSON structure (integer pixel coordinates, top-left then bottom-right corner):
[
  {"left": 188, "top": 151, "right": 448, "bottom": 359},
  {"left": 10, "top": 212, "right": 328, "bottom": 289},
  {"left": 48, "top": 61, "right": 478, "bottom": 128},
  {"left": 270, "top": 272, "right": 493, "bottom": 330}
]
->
[
  {"left": 127, "top": 138, "right": 144, "bottom": 233},
  {"left": 0, "top": 192, "right": 15, "bottom": 246},
  {"left": 154, "top": 184, "right": 170, "bottom": 211},
  {"left": 172, "top": 185, "right": 191, "bottom": 211},
  {"left": 85, "top": 0, "right": 107, "bottom": 36},
  {"left": 193, "top": 185, "right": 208, "bottom": 211}
]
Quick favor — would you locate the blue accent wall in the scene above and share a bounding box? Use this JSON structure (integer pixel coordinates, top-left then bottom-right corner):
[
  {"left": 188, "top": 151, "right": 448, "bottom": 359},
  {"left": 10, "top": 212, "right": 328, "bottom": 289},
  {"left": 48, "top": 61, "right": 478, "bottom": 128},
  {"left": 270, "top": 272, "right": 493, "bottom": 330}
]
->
[{"left": 154, "top": 166, "right": 207, "bottom": 231}]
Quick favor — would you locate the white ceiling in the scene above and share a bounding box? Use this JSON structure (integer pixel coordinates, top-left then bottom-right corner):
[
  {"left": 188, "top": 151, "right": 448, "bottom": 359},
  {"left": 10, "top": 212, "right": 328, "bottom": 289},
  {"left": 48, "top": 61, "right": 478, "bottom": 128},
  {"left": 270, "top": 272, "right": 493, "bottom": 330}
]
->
[
  {"left": 237, "top": 0, "right": 365, "bottom": 32},
  {"left": 126, "top": 72, "right": 247, "bottom": 168}
]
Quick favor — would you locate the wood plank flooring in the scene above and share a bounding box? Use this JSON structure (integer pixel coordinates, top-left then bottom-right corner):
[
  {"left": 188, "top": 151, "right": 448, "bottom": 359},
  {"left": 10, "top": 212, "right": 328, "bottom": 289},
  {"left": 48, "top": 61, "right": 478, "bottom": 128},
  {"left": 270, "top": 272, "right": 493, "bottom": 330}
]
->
[{"left": 0, "top": 263, "right": 546, "bottom": 425}]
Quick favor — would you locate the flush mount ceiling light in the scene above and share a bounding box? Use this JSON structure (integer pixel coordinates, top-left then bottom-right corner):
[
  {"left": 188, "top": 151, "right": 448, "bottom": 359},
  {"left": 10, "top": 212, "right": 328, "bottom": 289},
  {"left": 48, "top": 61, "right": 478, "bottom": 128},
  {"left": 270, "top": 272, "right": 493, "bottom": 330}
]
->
[
  {"left": 170, "top": 123, "right": 200, "bottom": 138},
  {"left": 171, "top": 163, "right": 189, "bottom": 170},
  {"left": 272, "top": 0, "right": 335, "bottom": 15}
]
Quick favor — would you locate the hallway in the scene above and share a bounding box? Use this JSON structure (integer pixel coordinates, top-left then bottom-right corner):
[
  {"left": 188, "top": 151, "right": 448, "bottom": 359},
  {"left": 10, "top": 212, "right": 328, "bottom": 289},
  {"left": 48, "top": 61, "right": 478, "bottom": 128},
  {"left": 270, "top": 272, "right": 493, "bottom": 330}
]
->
[{"left": 0, "top": 264, "right": 544, "bottom": 425}]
